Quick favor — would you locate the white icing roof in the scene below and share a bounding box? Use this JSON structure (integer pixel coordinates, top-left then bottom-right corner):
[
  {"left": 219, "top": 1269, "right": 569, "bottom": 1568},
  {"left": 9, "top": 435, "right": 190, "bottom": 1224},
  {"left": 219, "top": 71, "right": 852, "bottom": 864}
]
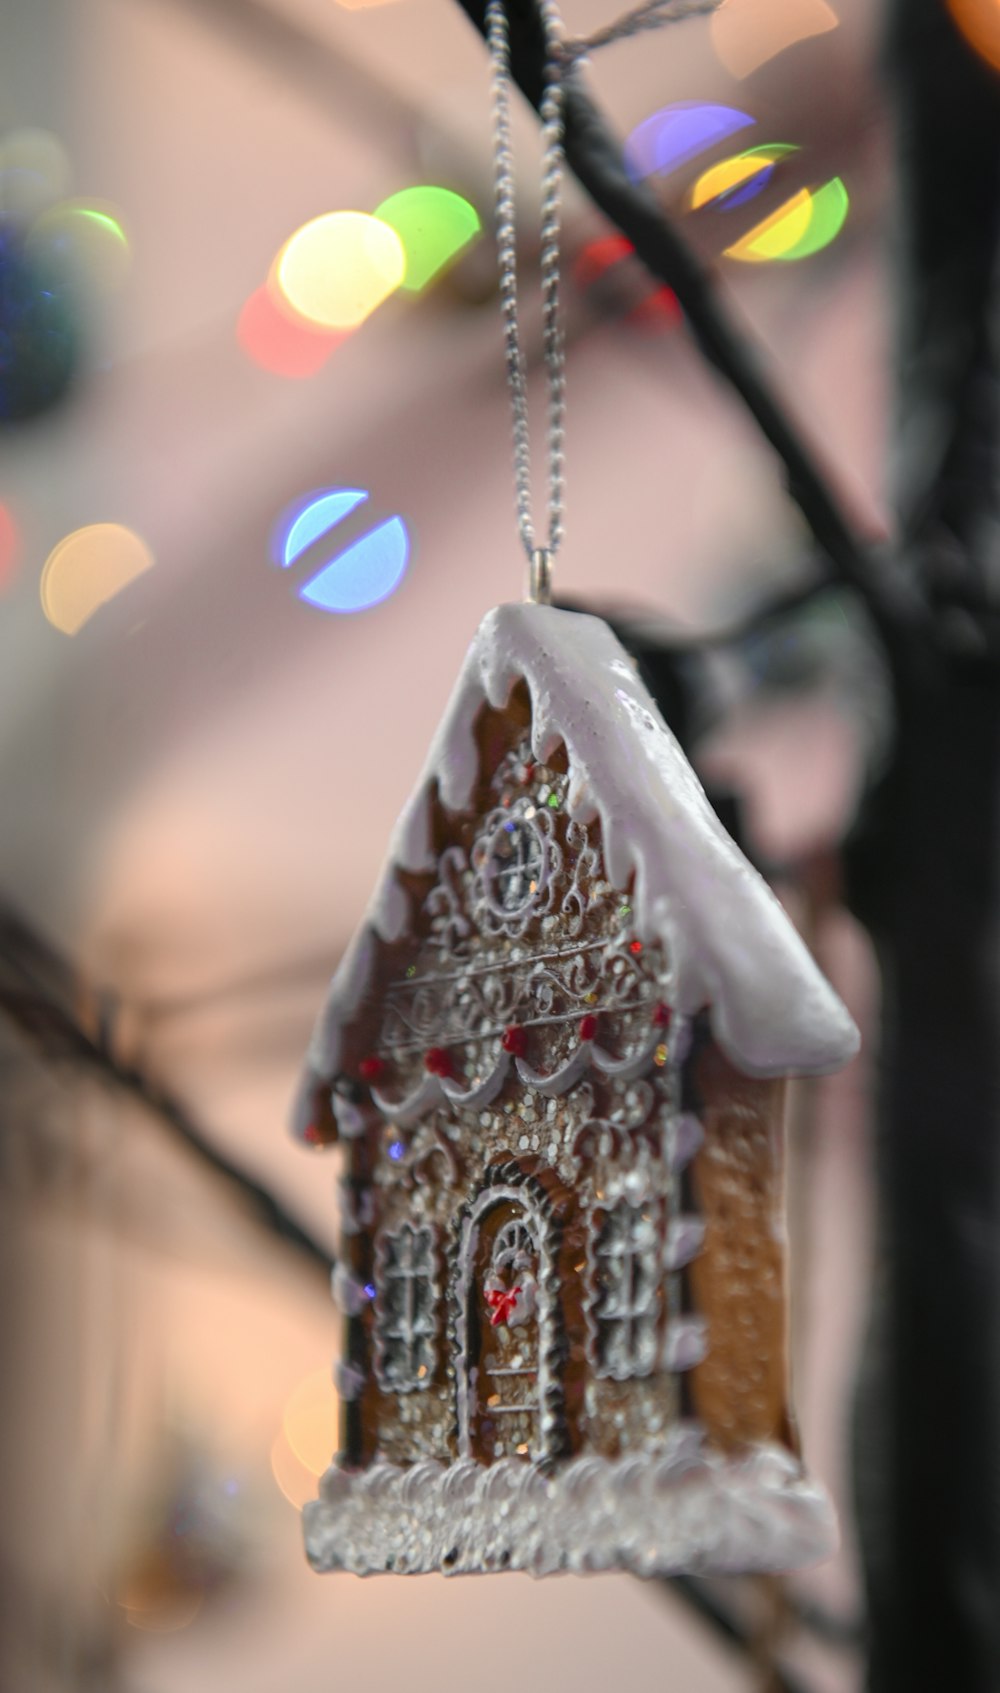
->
[{"left": 293, "top": 603, "right": 858, "bottom": 1134}]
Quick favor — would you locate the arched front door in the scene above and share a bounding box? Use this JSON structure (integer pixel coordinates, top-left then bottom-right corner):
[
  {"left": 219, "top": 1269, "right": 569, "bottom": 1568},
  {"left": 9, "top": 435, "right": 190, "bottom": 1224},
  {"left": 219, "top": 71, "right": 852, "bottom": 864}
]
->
[{"left": 456, "top": 1185, "right": 554, "bottom": 1462}]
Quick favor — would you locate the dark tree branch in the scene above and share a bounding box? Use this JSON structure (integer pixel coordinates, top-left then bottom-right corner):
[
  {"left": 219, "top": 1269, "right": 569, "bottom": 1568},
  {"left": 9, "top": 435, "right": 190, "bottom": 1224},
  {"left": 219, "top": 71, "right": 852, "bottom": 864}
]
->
[
  {"left": 847, "top": 6, "right": 1000, "bottom": 1691},
  {"left": 0, "top": 908, "right": 334, "bottom": 1276},
  {"left": 890, "top": 0, "right": 1000, "bottom": 641},
  {"left": 456, "top": 0, "right": 920, "bottom": 669}
]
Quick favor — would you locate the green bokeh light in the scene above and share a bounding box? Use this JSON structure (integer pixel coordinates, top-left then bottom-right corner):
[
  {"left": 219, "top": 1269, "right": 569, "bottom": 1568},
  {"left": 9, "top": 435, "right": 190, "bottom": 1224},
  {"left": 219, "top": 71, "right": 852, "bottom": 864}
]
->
[
  {"left": 373, "top": 186, "right": 481, "bottom": 293},
  {"left": 776, "top": 176, "right": 850, "bottom": 261}
]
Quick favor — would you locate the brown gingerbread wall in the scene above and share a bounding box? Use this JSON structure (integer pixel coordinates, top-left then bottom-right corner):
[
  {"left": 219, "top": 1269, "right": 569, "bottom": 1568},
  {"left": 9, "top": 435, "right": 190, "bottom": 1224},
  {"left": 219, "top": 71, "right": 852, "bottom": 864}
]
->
[{"left": 686, "top": 1041, "right": 795, "bottom": 1453}]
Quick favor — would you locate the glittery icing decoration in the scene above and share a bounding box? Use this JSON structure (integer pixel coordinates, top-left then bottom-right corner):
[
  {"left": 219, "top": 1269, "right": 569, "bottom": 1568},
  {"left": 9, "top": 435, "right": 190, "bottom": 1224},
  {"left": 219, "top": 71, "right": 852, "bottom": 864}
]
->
[
  {"left": 304, "top": 1433, "right": 837, "bottom": 1576},
  {"left": 292, "top": 600, "right": 860, "bottom": 1581}
]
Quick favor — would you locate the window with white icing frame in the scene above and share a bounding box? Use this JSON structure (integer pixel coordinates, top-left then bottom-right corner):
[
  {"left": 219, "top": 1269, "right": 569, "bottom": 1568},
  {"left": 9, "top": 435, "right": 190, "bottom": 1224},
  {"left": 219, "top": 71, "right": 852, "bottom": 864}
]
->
[
  {"left": 593, "top": 1200, "right": 660, "bottom": 1380},
  {"left": 375, "top": 1222, "right": 437, "bottom": 1392}
]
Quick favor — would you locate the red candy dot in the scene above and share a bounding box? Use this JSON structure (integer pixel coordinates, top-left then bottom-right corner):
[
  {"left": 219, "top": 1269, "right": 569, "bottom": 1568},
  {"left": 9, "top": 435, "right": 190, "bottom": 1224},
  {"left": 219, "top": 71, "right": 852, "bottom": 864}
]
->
[
  {"left": 629, "top": 938, "right": 643, "bottom": 955},
  {"left": 653, "top": 1002, "right": 673, "bottom": 1030},
  {"left": 359, "top": 1055, "right": 384, "bottom": 1083},
  {"left": 502, "top": 1025, "right": 527, "bottom": 1057},
  {"left": 424, "top": 1046, "right": 454, "bottom": 1078},
  {"left": 579, "top": 1014, "right": 598, "bottom": 1042}
]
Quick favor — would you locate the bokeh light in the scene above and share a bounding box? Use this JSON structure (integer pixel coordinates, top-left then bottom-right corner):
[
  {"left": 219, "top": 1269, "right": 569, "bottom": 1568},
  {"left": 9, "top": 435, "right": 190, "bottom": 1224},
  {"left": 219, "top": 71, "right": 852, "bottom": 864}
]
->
[
  {"left": 122, "top": 1588, "right": 205, "bottom": 1635},
  {"left": 724, "top": 189, "right": 814, "bottom": 262},
  {"left": 574, "top": 235, "right": 681, "bottom": 331},
  {"left": 775, "top": 176, "right": 850, "bottom": 259},
  {"left": 0, "top": 502, "right": 19, "bottom": 591},
  {"left": 282, "top": 1368, "right": 337, "bottom": 1475},
  {"left": 690, "top": 144, "right": 797, "bottom": 211},
  {"left": 237, "top": 286, "right": 344, "bottom": 378},
  {"left": 0, "top": 127, "right": 71, "bottom": 220},
  {"left": 40, "top": 522, "right": 154, "bottom": 634},
  {"left": 373, "top": 186, "right": 481, "bottom": 292},
  {"left": 273, "top": 211, "right": 405, "bottom": 330},
  {"left": 277, "top": 487, "right": 369, "bottom": 567},
  {"left": 624, "top": 103, "right": 754, "bottom": 184},
  {"left": 724, "top": 177, "right": 849, "bottom": 263},
  {"left": 28, "top": 199, "right": 131, "bottom": 293},
  {"left": 298, "top": 516, "right": 409, "bottom": 613},
  {"left": 270, "top": 1367, "right": 338, "bottom": 1510},
  {"left": 273, "top": 486, "right": 411, "bottom": 614},
  {"left": 949, "top": 0, "right": 1000, "bottom": 73},
  {"left": 270, "top": 1430, "right": 318, "bottom": 1510},
  {"left": 710, "top": 0, "right": 839, "bottom": 79}
]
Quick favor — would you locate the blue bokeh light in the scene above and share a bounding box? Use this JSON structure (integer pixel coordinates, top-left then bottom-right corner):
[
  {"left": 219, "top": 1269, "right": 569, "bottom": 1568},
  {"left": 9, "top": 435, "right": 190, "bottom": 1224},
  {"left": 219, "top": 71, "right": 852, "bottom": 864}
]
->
[
  {"left": 624, "top": 102, "right": 754, "bottom": 184},
  {"left": 280, "top": 488, "right": 368, "bottom": 567},
  {"left": 298, "top": 514, "right": 410, "bottom": 614},
  {"left": 272, "top": 485, "right": 411, "bottom": 615}
]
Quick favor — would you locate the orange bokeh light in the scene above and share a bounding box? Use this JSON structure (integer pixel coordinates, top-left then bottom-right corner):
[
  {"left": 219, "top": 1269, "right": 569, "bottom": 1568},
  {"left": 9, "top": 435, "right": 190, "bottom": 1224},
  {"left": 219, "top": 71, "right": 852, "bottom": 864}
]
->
[
  {"left": 237, "top": 287, "right": 345, "bottom": 379},
  {"left": 948, "top": 0, "right": 1000, "bottom": 74}
]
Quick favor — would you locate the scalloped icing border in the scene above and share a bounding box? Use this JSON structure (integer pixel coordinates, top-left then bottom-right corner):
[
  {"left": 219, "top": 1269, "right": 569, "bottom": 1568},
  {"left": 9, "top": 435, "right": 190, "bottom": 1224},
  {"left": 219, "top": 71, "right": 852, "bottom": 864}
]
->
[{"left": 303, "top": 1431, "right": 837, "bottom": 1577}]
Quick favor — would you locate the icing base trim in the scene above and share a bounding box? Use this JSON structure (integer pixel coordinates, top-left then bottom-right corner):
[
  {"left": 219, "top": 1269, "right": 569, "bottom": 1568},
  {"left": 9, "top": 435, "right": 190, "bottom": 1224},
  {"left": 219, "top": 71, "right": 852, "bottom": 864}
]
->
[{"left": 302, "top": 1433, "right": 837, "bottom": 1577}]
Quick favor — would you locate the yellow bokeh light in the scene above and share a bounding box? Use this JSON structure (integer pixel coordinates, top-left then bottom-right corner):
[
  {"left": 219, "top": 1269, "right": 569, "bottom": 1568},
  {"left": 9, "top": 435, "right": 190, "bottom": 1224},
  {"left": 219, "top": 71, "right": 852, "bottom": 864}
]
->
[
  {"left": 281, "top": 1367, "right": 337, "bottom": 1476},
  {"left": 691, "top": 151, "right": 777, "bottom": 210},
  {"left": 274, "top": 211, "right": 405, "bottom": 330},
  {"left": 711, "top": 0, "right": 839, "bottom": 79},
  {"left": 270, "top": 1430, "right": 320, "bottom": 1511},
  {"left": 40, "top": 523, "right": 154, "bottom": 635},
  {"left": 724, "top": 189, "right": 814, "bottom": 262}
]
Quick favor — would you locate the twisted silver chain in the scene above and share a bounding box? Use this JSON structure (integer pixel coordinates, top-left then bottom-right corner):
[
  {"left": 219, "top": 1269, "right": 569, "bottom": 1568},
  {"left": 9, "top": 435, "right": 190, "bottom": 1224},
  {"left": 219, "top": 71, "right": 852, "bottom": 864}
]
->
[
  {"left": 487, "top": 0, "right": 566, "bottom": 604},
  {"left": 486, "top": 0, "right": 722, "bottom": 603}
]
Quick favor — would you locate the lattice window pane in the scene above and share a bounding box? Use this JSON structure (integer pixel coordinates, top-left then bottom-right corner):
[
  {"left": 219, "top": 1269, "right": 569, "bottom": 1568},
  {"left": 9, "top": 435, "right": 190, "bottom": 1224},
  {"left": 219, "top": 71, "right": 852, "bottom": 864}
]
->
[
  {"left": 594, "top": 1201, "right": 661, "bottom": 1380},
  {"left": 376, "top": 1223, "right": 437, "bottom": 1392}
]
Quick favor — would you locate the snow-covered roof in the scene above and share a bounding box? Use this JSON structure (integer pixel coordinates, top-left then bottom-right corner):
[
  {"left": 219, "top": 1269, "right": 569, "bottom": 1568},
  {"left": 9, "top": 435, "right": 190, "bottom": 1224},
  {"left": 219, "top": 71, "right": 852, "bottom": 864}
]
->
[{"left": 292, "top": 603, "right": 858, "bottom": 1135}]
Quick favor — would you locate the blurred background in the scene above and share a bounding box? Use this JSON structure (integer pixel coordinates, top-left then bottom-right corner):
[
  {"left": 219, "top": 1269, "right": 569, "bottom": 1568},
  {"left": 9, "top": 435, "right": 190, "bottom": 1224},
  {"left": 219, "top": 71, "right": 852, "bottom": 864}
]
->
[{"left": 0, "top": 0, "right": 929, "bottom": 1686}]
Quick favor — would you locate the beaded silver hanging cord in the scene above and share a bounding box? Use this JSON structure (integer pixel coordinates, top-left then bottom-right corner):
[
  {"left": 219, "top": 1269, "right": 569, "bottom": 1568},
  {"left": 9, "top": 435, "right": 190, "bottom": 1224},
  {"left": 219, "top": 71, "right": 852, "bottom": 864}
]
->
[
  {"left": 487, "top": 0, "right": 723, "bottom": 605},
  {"left": 487, "top": 0, "right": 566, "bottom": 606}
]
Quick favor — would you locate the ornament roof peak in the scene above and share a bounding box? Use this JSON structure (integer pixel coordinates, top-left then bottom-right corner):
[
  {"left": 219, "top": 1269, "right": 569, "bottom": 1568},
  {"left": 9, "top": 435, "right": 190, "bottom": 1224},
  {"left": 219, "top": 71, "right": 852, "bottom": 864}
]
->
[{"left": 292, "top": 602, "right": 858, "bottom": 1137}]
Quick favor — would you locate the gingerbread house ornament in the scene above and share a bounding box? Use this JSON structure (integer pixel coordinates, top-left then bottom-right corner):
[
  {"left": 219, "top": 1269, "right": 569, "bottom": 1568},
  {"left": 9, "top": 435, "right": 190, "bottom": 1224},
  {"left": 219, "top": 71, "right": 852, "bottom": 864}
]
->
[{"left": 292, "top": 602, "right": 859, "bottom": 1578}]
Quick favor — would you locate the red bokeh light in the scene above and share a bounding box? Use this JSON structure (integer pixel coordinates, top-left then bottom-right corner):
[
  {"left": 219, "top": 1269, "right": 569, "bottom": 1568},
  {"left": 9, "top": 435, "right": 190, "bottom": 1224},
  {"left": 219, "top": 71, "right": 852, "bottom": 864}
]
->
[
  {"left": 236, "top": 287, "right": 346, "bottom": 379},
  {"left": 574, "top": 236, "right": 681, "bottom": 334},
  {"left": 0, "top": 503, "right": 20, "bottom": 592}
]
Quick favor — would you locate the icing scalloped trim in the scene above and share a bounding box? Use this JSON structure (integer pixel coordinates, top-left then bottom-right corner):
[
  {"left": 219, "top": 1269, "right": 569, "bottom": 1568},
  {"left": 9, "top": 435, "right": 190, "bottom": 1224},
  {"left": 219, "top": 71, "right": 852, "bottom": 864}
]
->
[{"left": 303, "top": 1431, "right": 837, "bottom": 1577}]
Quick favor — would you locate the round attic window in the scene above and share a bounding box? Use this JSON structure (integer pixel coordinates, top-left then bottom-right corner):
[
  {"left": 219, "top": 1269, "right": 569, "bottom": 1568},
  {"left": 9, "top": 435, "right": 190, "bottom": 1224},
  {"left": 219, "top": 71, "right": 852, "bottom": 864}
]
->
[{"left": 486, "top": 817, "right": 546, "bottom": 916}]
